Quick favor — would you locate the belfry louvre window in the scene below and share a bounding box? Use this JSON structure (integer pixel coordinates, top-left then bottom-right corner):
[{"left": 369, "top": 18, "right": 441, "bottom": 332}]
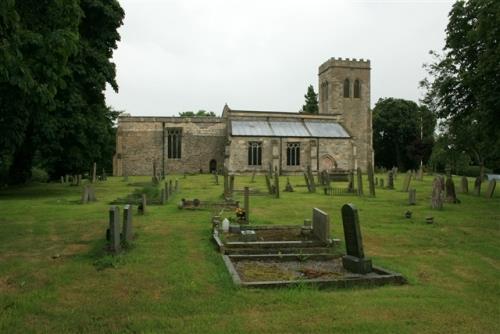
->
[
  {"left": 287, "top": 143, "right": 300, "bottom": 166},
  {"left": 167, "top": 128, "right": 182, "bottom": 159},
  {"left": 354, "top": 79, "right": 361, "bottom": 98},
  {"left": 343, "top": 79, "right": 350, "bottom": 98},
  {"left": 248, "top": 142, "right": 262, "bottom": 166}
]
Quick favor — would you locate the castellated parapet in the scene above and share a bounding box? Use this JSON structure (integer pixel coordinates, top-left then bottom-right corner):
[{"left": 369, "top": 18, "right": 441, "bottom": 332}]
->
[{"left": 319, "top": 57, "right": 371, "bottom": 74}]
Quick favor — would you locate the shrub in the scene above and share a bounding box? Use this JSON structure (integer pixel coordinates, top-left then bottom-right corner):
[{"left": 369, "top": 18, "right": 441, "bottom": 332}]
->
[
  {"left": 457, "top": 165, "right": 492, "bottom": 177},
  {"left": 31, "top": 167, "right": 49, "bottom": 183}
]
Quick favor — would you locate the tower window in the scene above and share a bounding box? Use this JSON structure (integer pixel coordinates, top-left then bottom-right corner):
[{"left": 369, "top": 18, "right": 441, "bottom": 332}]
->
[
  {"left": 321, "top": 81, "right": 329, "bottom": 102},
  {"left": 286, "top": 143, "right": 300, "bottom": 166},
  {"left": 167, "top": 128, "right": 182, "bottom": 159},
  {"left": 248, "top": 142, "right": 262, "bottom": 166},
  {"left": 343, "top": 79, "right": 350, "bottom": 98},
  {"left": 354, "top": 79, "right": 361, "bottom": 98}
]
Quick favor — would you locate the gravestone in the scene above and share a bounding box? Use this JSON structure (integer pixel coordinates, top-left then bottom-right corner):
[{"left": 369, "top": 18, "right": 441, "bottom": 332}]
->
[
  {"left": 244, "top": 187, "right": 250, "bottom": 223},
  {"left": 265, "top": 175, "right": 273, "bottom": 194},
  {"left": 312, "top": 208, "right": 330, "bottom": 244},
  {"left": 138, "top": 194, "right": 147, "bottom": 215},
  {"left": 284, "top": 177, "right": 294, "bottom": 192},
  {"left": 438, "top": 175, "right": 445, "bottom": 191},
  {"left": 408, "top": 188, "right": 416, "bottom": 205},
  {"left": 122, "top": 204, "right": 133, "bottom": 242},
  {"left": 461, "top": 176, "right": 468, "bottom": 194},
  {"left": 307, "top": 165, "right": 316, "bottom": 192},
  {"left": 92, "top": 162, "right": 97, "bottom": 183},
  {"left": 401, "top": 171, "right": 412, "bottom": 192},
  {"left": 303, "top": 172, "right": 312, "bottom": 193},
  {"left": 417, "top": 167, "right": 423, "bottom": 181},
  {"left": 380, "top": 179, "right": 384, "bottom": 188},
  {"left": 65, "top": 175, "right": 69, "bottom": 183},
  {"left": 356, "top": 167, "right": 364, "bottom": 196},
  {"left": 347, "top": 171, "right": 355, "bottom": 192},
  {"left": 431, "top": 177, "right": 443, "bottom": 210},
  {"left": 273, "top": 171, "right": 280, "bottom": 198},
  {"left": 474, "top": 176, "right": 482, "bottom": 196},
  {"left": 250, "top": 171, "right": 256, "bottom": 183},
  {"left": 60, "top": 176, "right": 64, "bottom": 184},
  {"left": 387, "top": 171, "right": 394, "bottom": 189},
  {"left": 81, "top": 185, "right": 96, "bottom": 204},
  {"left": 341, "top": 204, "right": 372, "bottom": 274},
  {"left": 108, "top": 206, "right": 121, "bottom": 254},
  {"left": 367, "top": 164, "right": 377, "bottom": 196},
  {"left": 485, "top": 179, "right": 496, "bottom": 198},
  {"left": 445, "top": 176, "right": 459, "bottom": 203}
]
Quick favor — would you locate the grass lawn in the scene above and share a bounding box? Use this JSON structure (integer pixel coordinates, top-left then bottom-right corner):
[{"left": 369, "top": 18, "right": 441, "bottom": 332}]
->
[{"left": 0, "top": 174, "right": 499, "bottom": 333}]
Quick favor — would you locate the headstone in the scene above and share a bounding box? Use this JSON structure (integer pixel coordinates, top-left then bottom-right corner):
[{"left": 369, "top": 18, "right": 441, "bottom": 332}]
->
[
  {"left": 392, "top": 167, "right": 398, "bottom": 180},
  {"left": 461, "top": 176, "right": 469, "bottom": 194},
  {"left": 431, "top": 177, "right": 443, "bottom": 210},
  {"left": 408, "top": 188, "right": 416, "bottom": 205},
  {"left": 387, "top": 170, "right": 394, "bottom": 189},
  {"left": 341, "top": 204, "right": 372, "bottom": 274},
  {"left": 122, "top": 204, "right": 133, "bottom": 242},
  {"left": 307, "top": 165, "right": 316, "bottom": 192},
  {"left": 138, "top": 194, "right": 147, "bottom": 215},
  {"left": 367, "top": 165, "right": 375, "bottom": 197},
  {"left": 347, "top": 171, "right": 354, "bottom": 192},
  {"left": 380, "top": 179, "right": 384, "bottom": 188},
  {"left": 92, "top": 162, "right": 97, "bottom": 183},
  {"left": 250, "top": 171, "right": 256, "bottom": 183},
  {"left": 485, "top": 179, "right": 496, "bottom": 198},
  {"left": 81, "top": 186, "right": 90, "bottom": 204},
  {"left": 445, "top": 176, "right": 459, "bottom": 203},
  {"left": 273, "top": 171, "right": 280, "bottom": 198},
  {"left": 88, "top": 185, "right": 96, "bottom": 201},
  {"left": 312, "top": 208, "right": 330, "bottom": 244},
  {"left": 65, "top": 175, "right": 69, "bottom": 183},
  {"left": 356, "top": 167, "right": 364, "bottom": 196},
  {"left": 401, "top": 171, "right": 412, "bottom": 192},
  {"left": 108, "top": 206, "right": 121, "bottom": 254},
  {"left": 438, "top": 175, "right": 445, "bottom": 191},
  {"left": 284, "top": 177, "right": 294, "bottom": 192},
  {"left": 417, "top": 167, "right": 424, "bottom": 181},
  {"left": 243, "top": 186, "right": 250, "bottom": 223},
  {"left": 60, "top": 176, "right": 64, "bottom": 184},
  {"left": 474, "top": 176, "right": 482, "bottom": 196},
  {"left": 303, "top": 172, "right": 312, "bottom": 193}
]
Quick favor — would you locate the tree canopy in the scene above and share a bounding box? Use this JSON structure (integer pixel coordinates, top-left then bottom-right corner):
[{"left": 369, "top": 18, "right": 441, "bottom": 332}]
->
[
  {"left": 301, "top": 85, "right": 318, "bottom": 114},
  {"left": 373, "top": 98, "right": 436, "bottom": 171},
  {"left": 421, "top": 0, "right": 500, "bottom": 175},
  {"left": 179, "top": 110, "right": 216, "bottom": 117},
  {"left": 0, "top": 0, "right": 124, "bottom": 184}
]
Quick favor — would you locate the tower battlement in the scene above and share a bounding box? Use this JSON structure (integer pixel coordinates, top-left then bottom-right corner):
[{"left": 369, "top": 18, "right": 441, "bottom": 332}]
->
[{"left": 319, "top": 57, "right": 371, "bottom": 74}]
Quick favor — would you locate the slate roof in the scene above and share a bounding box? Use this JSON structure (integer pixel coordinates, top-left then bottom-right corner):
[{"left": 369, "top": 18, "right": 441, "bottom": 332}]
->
[{"left": 231, "top": 120, "right": 350, "bottom": 138}]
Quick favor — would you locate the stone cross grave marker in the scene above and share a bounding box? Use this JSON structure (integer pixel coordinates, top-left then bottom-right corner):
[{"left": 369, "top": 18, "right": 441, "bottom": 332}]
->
[
  {"left": 122, "top": 204, "right": 133, "bottom": 242},
  {"left": 408, "top": 188, "right": 416, "bottom": 205},
  {"left": 461, "top": 176, "right": 468, "bottom": 194},
  {"left": 108, "top": 206, "right": 121, "bottom": 254},
  {"left": 431, "top": 177, "right": 443, "bottom": 210},
  {"left": 474, "top": 176, "right": 482, "bottom": 196},
  {"left": 341, "top": 203, "right": 372, "bottom": 274},
  {"left": 402, "top": 171, "right": 412, "bottom": 192},
  {"left": 356, "top": 167, "right": 364, "bottom": 196},
  {"left": 274, "top": 170, "right": 280, "bottom": 198},
  {"left": 445, "top": 176, "right": 458, "bottom": 203},
  {"left": 485, "top": 179, "right": 496, "bottom": 198},
  {"left": 312, "top": 208, "right": 330, "bottom": 244},
  {"left": 387, "top": 170, "right": 394, "bottom": 189},
  {"left": 244, "top": 186, "right": 250, "bottom": 223}
]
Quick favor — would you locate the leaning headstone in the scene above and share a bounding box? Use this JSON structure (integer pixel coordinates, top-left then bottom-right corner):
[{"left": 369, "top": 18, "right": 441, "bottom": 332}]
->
[
  {"left": 273, "top": 171, "right": 280, "bottom": 199},
  {"left": 431, "top": 177, "right": 443, "bottom": 210},
  {"left": 108, "top": 206, "right": 121, "bottom": 254},
  {"left": 474, "top": 176, "right": 482, "bottom": 196},
  {"left": 445, "top": 176, "right": 459, "bottom": 203},
  {"left": 408, "top": 188, "right": 416, "bottom": 205},
  {"left": 243, "top": 187, "right": 250, "bottom": 223},
  {"left": 461, "top": 176, "right": 469, "bottom": 194},
  {"left": 138, "top": 194, "right": 147, "bottom": 215},
  {"left": 356, "top": 167, "right": 364, "bottom": 196},
  {"left": 485, "top": 179, "right": 496, "bottom": 199},
  {"left": 341, "top": 204, "right": 372, "bottom": 274},
  {"left": 387, "top": 171, "right": 394, "bottom": 189},
  {"left": 122, "top": 204, "right": 133, "bottom": 242},
  {"left": 401, "top": 171, "right": 412, "bottom": 192},
  {"left": 312, "top": 208, "right": 330, "bottom": 244},
  {"left": 284, "top": 177, "right": 294, "bottom": 192}
]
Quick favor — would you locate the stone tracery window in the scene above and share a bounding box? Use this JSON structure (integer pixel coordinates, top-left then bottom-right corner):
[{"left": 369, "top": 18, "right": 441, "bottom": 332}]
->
[
  {"left": 286, "top": 142, "right": 300, "bottom": 166},
  {"left": 167, "top": 128, "right": 182, "bottom": 159},
  {"left": 248, "top": 142, "right": 262, "bottom": 166},
  {"left": 354, "top": 79, "right": 361, "bottom": 98},
  {"left": 343, "top": 79, "right": 350, "bottom": 98}
]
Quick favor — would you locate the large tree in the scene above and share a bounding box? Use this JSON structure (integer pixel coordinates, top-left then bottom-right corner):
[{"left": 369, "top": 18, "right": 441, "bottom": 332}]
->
[
  {"left": 0, "top": 0, "right": 124, "bottom": 184},
  {"left": 373, "top": 98, "right": 436, "bottom": 170},
  {"left": 422, "top": 0, "right": 500, "bottom": 176},
  {"left": 301, "top": 85, "right": 318, "bottom": 114}
]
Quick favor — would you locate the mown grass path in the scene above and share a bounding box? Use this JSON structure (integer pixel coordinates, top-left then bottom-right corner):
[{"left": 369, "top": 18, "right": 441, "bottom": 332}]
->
[{"left": 0, "top": 174, "right": 499, "bottom": 333}]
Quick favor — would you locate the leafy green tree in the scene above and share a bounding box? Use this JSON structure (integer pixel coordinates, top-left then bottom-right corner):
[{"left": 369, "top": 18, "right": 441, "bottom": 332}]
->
[
  {"left": 373, "top": 98, "right": 436, "bottom": 170},
  {"left": 179, "top": 110, "right": 216, "bottom": 117},
  {"left": 421, "top": 0, "right": 500, "bottom": 178},
  {"left": 301, "top": 85, "right": 318, "bottom": 114}
]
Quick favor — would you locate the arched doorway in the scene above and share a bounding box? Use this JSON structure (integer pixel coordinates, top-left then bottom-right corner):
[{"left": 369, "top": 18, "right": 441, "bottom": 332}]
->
[
  {"left": 320, "top": 154, "right": 337, "bottom": 171},
  {"left": 209, "top": 159, "right": 217, "bottom": 173}
]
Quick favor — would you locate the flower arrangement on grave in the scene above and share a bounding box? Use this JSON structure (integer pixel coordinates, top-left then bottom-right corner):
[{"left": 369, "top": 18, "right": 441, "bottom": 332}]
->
[{"left": 235, "top": 207, "right": 246, "bottom": 220}]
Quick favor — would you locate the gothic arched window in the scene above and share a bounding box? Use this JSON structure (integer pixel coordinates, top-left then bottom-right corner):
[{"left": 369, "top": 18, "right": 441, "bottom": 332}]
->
[
  {"left": 343, "top": 79, "right": 350, "bottom": 98},
  {"left": 354, "top": 79, "right": 361, "bottom": 98}
]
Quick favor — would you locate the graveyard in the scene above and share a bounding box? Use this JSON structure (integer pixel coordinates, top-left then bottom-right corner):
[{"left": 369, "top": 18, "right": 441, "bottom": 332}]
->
[{"left": 0, "top": 172, "right": 499, "bottom": 333}]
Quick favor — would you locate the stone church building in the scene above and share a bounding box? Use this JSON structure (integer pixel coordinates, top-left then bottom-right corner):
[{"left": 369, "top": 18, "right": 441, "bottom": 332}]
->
[{"left": 113, "top": 57, "right": 373, "bottom": 176}]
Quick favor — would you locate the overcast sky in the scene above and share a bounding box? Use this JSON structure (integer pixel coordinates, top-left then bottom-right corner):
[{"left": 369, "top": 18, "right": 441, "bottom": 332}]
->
[{"left": 104, "top": 0, "right": 455, "bottom": 116}]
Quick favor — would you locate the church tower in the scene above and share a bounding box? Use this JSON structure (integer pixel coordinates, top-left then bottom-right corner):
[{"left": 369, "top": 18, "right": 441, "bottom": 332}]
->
[{"left": 318, "top": 57, "right": 372, "bottom": 171}]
